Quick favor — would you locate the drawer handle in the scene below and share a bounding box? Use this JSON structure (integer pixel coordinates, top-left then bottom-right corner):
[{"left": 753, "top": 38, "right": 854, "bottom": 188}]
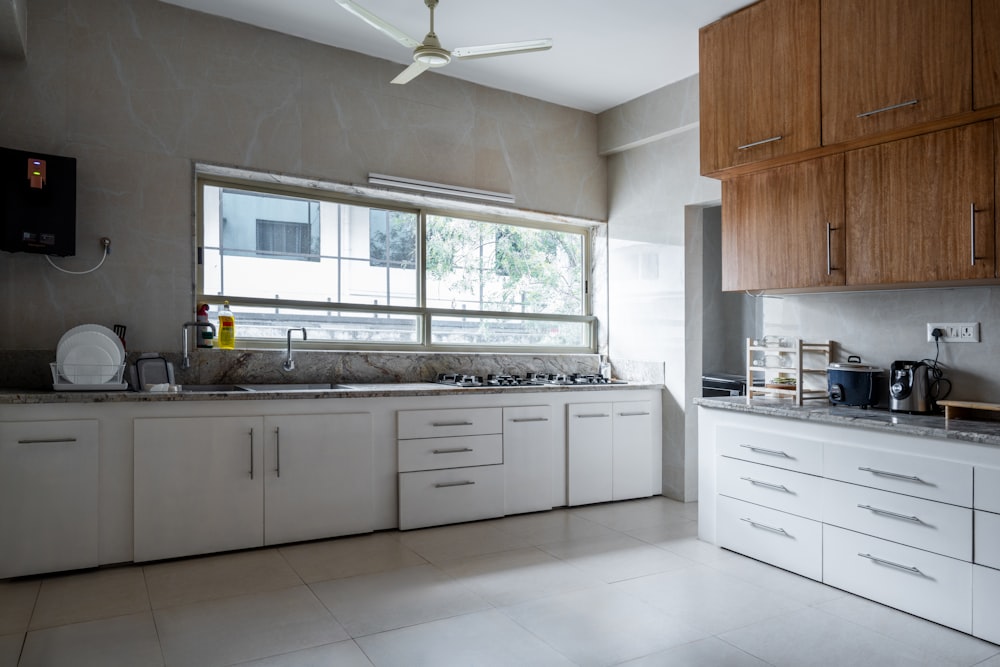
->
[
  {"left": 858, "top": 552, "right": 924, "bottom": 576},
  {"left": 434, "top": 480, "right": 476, "bottom": 488},
  {"left": 248, "top": 429, "right": 255, "bottom": 480},
  {"left": 740, "top": 476, "right": 791, "bottom": 493},
  {"left": 432, "top": 421, "right": 475, "bottom": 427},
  {"left": 511, "top": 417, "right": 549, "bottom": 423},
  {"left": 16, "top": 437, "right": 78, "bottom": 444},
  {"left": 575, "top": 413, "right": 610, "bottom": 419},
  {"left": 737, "top": 135, "right": 782, "bottom": 150},
  {"left": 856, "top": 98, "right": 918, "bottom": 118},
  {"left": 432, "top": 447, "right": 474, "bottom": 454},
  {"left": 858, "top": 466, "right": 926, "bottom": 484},
  {"left": 857, "top": 504, "right": 923, "bottom": 524},
  {"left": 739, "top": 517, "right": 789, "bottom": 536},
  {"left": 617, "top": 411, "right": 650, "bottom": 417},
  {"left": 739, "top": 444, "right": 792, "bottom": 459}
]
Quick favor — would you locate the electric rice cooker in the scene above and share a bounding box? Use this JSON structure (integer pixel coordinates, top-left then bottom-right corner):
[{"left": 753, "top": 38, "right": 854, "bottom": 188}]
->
[{"left": 827, "top": 356, "right": 882, "bottom": 407}]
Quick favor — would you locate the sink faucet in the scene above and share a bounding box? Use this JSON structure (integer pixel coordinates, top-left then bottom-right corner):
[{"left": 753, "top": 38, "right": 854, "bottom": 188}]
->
[
  {"left": 283, "top": 328, "right": 307, "bottom": 372},
  {"left": 181, "top": 321, "right": 216, "bottom": 370}
]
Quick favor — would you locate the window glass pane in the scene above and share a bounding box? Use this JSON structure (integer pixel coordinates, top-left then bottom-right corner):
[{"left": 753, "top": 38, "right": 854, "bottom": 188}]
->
[
  {"left": 430, "top": 315, "right": 589, "bottom": 348},
  {"left": 212, "top": 304, "right": 419, "bottom": 344}
]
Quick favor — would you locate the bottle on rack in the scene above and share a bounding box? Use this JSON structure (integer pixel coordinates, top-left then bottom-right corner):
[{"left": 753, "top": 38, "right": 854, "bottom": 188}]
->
[
  {"left": 218, "top": 301, "right": 236, "bottom": 349},
  {"left": 196, "top": 303, "right": 213, "bottom": 348}
]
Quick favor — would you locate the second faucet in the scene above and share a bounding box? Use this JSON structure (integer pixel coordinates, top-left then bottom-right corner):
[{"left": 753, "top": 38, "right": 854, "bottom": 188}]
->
[{"left": 283, "top": 328, "right": 307, "bottom": 371}]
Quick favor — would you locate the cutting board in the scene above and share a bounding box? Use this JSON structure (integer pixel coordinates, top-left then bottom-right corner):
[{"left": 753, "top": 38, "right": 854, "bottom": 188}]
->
[{"left": 937, "top": 400, "right": 1000, "bottom": 422}]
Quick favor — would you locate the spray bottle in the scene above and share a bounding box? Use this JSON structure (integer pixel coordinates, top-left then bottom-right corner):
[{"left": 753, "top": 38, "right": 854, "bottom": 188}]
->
[{"left": 196, "top": 303, "right": 213, "bottom": 348}]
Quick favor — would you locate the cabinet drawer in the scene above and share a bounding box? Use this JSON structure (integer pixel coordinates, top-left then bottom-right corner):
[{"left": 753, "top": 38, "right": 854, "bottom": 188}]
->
[
  {"left": 398, "top": 434, "right": 502, "bottom": 472},
  {"left": 976, "top": 510, "right": 1000, "bottom": 569},
  {"left": 716, "top": 495, "right": 822, "bottom": 581},
  {"left": 823, "top": 524, "right": 971, "bottom": 633},
  {"left": 975, "top": 466, "right": 1000, "bottom": 513},
  {"left": 398, "top": 408, "right": 501, "bottom": 440},
  {"left": 398, "top": 464, "right": 504, "bottom": 530},
  {"left": 716, "top": 423, "right": 822, "bottom": 475},
  {"left": 973, "top": 565, "right": 1000, "bottom": 644},
  {"left": 822, "top": 478, "right": 971, "bottom": 561},
  {"left": 824, "top": 443, "right": 972, "bottom": 506},
  {"left": 718, "top": 456, "right": 822, "bottom": 520}
]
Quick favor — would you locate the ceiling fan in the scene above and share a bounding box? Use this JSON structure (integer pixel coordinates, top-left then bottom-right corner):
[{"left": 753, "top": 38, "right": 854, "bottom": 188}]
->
[{"left": 335, "top": 0, "right": 553, "bottom": 84}]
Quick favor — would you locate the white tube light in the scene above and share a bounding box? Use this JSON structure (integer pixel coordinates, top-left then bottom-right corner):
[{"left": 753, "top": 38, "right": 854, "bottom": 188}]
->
[{"left": 367, "top": 173, "right": 515, "bottom": 204}]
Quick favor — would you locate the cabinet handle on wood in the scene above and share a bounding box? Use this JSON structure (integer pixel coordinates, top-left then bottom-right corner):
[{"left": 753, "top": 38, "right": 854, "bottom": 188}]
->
[
  {"left": 857, "top": 466, "right": 925, "bottom": 483},
  {"left": 432, "top": 447, "right": 474, "bottom": 454},
  {"left": 857, "top": 504, "right": 922, "bottom": 524},
  {"left": 739, "top": 444, "right": 791, "bottom": 458},
  {"left": 737, "top": 135, "right": 782, "bottom": 150},
  {"left": 248, "top": 429, "right": 254, "bottom": 480},
  {"left": 275, "top": 427, "right": 281, "bottom": 478},
  {"left": 740, "top": 517, "right": 789, "bottom": 535},
  {"left": 971, "top": 202, "right": 982, "bottom": 266},
  {"left": 740, "top": 476, "right": 790, "bottom": 493},
  {"left": 511, "top": 417, "right": 549, "bottom": 422},
  {"left": 617, "top": 411, "right": 650, "bottom": 417},
  {"left": 856, "top": 98, "right": 918, "bottom": 118},
  {"left": 434, "top": 480, "right": 476, "bottom": 488},
  {"left": 431, "top": 421, "right": 474, "bottom": 427},
  {"left": 826, "top": 222, "right": 834, "bottom": 275},
  {"left": 858, "top": 552, "right": 923, "bottom": 575},
  {"left": 16, "top": 437, "right": 77, "bottom": 444},
  {"left": 575, "top": 413, "right": 610, "bottom": 419}
]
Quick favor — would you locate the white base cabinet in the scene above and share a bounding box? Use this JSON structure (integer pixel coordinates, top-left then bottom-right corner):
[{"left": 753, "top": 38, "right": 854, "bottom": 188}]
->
[
  {"left": 717, "top": 495, "right": 822, "bottom": 581},
  {"left": 503, "top": 405, "right": 554, "bottom": 515},
  {"left": 568, "top": 400, "right": 654, "bottom": 506}
]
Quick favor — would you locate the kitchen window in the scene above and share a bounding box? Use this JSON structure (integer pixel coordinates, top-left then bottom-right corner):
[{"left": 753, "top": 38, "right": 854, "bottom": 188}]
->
[{"left": 197, "top": 177, "right": 593, "bottom": 351}]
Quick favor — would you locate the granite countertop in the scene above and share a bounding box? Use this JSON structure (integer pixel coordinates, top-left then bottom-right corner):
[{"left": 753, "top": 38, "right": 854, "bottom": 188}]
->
[
  {"left": 0, "top": 382, "right": 663, "bottom": 405},
  {"left": 695, "top": 396, "right": 1000, "bottom": 447}
]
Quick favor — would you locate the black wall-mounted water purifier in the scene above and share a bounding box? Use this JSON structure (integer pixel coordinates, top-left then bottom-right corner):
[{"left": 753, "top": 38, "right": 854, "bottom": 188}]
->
[{"left": 0, "top": 146, "right": 76, "bottom": 257}]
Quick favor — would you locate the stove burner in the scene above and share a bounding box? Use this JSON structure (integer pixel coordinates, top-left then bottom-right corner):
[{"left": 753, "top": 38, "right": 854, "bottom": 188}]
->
[
  {"left": 435, "top": 373, "right": 483, "bottom": 387},
  {"left": 433, "top": 371, "right": 626, "bottom": 388}
]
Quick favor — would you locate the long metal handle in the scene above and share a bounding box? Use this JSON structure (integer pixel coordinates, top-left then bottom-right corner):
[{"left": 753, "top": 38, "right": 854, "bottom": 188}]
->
[
  {"left": 741, "top": 476, "right": 790, "bottom": 493},
  {"left": 739, "top": 444, "right": 791, "bottom": 458},
  {"left": 858, "top": 552, "right": 923, "bottom": 575},
  {"left": 248, "top": 429, "right": 254, "bottom": 480},
  {"left": 432, "top": 421, "right": 474, "bottom": 427},
  {"left": 432, "top": 447, "right": 474, "bottom": 454},
  {"left": 275, "top": 427, "right": 281, "bottom": 478},
  {"left": 618, "top": 411, "right": 651, "bottom": 417},
  {"left": 511, "top": 417, "right": 549, "bottom": 423},
  {"left": 858, "top": 504, "right": 922, "bottom": 524},
  {"left": 434, "top": 480, "right": 476, "bottom": 488},
  {"left": 576, "top": 413, "right": 610, "bottom": 419},
  {"left": 17, "top": 437, "right": 78, "bottom": 444},
  {"left": 740, "top": 517, "right": 789, "bottom": 535},
  {"left": 737, "top": 135, "right": 782, "bottom": 150},
  {"left": 857, "top": 98, "right": 918, "bottom": 118},
  {"left": 971, "top": 202, "right": 977, "bottom": 266},
  {"left": 826, "top": 222, "right": 833, "bottom": 275},
  {"left": 858, "top": 466, "right": 924, "bottom": 483}
]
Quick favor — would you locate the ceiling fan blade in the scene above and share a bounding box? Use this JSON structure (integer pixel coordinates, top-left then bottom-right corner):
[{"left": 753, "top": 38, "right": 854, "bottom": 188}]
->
[
  {"left": 451, "top": 38, "right": 553, "bottom": 60},
  {"left": 391, "top": 60, "right": 431, "bottom": 85},
  {"left": 335, "top": 0, "right": 422, "bottom": 49}
]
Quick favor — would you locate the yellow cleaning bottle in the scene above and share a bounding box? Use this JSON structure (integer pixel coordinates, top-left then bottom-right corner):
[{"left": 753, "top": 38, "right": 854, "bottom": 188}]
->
[{"left": 218, "top": 301, "right": 236, "bottom": 349}]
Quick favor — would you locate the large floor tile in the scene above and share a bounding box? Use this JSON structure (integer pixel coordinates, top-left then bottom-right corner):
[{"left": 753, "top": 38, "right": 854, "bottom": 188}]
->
[
  {"left": 19, "top": 611, "right": 162, "bottom": 667},
  {"left": 356, "top": 609, "right": 576, "bottom": 666},
  {"left": 397, "top": 522, "right": 531, "bottom": 564},
  {"left": 569, "top": 497, "right": 697, "bottom": 531},
  {"left": 706, "top": 553, "right": 846, "bottom": 606},
  {"left": 502, "top": 586, "right": 708, "bottom": 667},
  {"left": 0, "top": 579, "right": 38, "bottom": 635},
  {"left": 144, "top": 548, "right": 303, "bottom": 609},
  {"left": 624, "top": 519, "right": 699, "bottom": 547},
  {"left": 231, "top": 639, "right": 374, "bottom": 666},
  {"left": 279, "top": 533, "right": 426, "bottom": 584},
  {"left": 309, "top": 564, "right": 490, "bottom": 637},
  {"left": 538, "top": 534, "right": 693, "bottom": 583},
  {"left": 720, "top": 606, "right": 958, "bottom": 667},
  {"left": 29, "top": 567, "right": 149, "bottom": 630},
  {"left": 617, "top": 637, "right": 770, "bottom": 666},
  {"left": 0, "top": 634, "right": 23, "bottom": 667},
  {"left": 438, "top": 546, "right": 602, "bottom": 607},
  {"left": 154, "top": 585, "right": 347, "bottom": 667},
  {"left": 488, "top": 509, "right": 622, "bottom": 545}
]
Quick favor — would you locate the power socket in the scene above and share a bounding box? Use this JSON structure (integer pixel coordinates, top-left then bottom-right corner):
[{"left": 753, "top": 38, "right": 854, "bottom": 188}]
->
[{"left": 927, "top": 322, "right": 980, "bottom": 343}]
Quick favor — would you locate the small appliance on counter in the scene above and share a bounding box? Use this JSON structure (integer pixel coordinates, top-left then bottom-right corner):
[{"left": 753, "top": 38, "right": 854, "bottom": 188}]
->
[
  {"left": 827, "top": 356, "right": 882, "bottom": 408},
  {"left": 889, "top": 360, "right": 932, "bottom": 413}
]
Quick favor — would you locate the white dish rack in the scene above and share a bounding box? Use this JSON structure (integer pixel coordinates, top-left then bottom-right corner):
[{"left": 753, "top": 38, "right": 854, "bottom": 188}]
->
[{"left": 51, "top": 362, "right": 129, "bottom": 391}]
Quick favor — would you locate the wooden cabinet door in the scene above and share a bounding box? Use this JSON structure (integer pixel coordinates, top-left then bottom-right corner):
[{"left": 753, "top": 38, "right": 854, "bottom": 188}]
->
[
  {"left": 821, "top": 0, "right": 972, "bottom": 144},
  {"left": 846, "top": 122, "right": 995, "bottom": 285},
  {"left": 722, "top": 154, "right": 845, "bottom": 291},
  {"left": 974, "top": 0, "right": 1000, "bottom": 109},
  {"left": 700, "top": 0, "right": 820, "bottom": 174}
]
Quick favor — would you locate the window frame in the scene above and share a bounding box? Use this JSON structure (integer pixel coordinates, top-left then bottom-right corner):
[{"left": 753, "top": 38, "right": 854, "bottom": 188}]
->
[{"left": 195, "top": 174, "right": 596, "bottom": 353}]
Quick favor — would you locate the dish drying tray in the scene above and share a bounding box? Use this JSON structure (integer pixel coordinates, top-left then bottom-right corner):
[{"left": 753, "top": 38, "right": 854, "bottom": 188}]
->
[{"left": 51, "top": 362, "right": 129, "bottom": 391}]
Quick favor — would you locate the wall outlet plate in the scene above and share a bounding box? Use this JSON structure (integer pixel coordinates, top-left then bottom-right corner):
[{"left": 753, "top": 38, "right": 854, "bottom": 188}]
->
[{"left": 927, "top": 322, "right": 980, "bottom": 343}]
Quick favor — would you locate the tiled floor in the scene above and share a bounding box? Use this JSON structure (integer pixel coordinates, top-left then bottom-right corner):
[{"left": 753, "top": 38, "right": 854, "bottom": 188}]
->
[{"left": 2, "top": 497, "right": 999, "bottom": 666}]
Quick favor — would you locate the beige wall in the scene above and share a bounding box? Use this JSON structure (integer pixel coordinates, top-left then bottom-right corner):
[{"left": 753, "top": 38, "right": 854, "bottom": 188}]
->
[{"left": 0, "top": 0, "right": 605, "bottom": 352}]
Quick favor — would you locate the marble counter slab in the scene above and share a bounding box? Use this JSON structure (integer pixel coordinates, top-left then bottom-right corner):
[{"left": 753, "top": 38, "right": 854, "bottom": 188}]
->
[{"left": 696, "top": 396, "right": 1000, "bottom": 448}]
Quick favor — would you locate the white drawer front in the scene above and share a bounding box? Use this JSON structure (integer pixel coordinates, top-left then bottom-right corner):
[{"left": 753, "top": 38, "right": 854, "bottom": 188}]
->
[
  {"left": 398, "top": 408, "right": 502, "bottom": 440},
  {"left": 823, "top": 524, "right": 972, "bottom": 633},
  {"left": 718, "top": 456, "right": 822, "bottom": 520},
  {"left": 976, "top": 510, "right": 1000, "bottom": 569},
  {"left": 398, "top": 464, "right": 504, "bottom": 530},
  {"left": 973, "top": 565, "right": 1000, "bottom": 644},
  {"left": 975, "top": 467, "right": 1000, "bottom": 513},
  {"left": 716, "top": 423, "right": 822, "bottom": 475},
  {"left": 398, "top": 434, "right": 503, "bottom": 473},
  {"left": 825, "top": 443, "right": 972, "bottom": 507},
  {"left": 822, "top": 478, "right": 972, "bottom": 561},
  {"left": 717, "top": 495, "right": 822, "bottom": 580}
]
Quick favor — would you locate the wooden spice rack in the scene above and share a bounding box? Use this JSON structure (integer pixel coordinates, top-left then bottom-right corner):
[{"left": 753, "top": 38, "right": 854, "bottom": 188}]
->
[{"left": 746, "top": 338, "right": 833, "bottom": 406}]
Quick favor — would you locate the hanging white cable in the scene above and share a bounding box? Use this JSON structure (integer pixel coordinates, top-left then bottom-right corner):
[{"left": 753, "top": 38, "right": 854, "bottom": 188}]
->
[{"left": 45, "top": 244, "right": 110, "bottom": 275}]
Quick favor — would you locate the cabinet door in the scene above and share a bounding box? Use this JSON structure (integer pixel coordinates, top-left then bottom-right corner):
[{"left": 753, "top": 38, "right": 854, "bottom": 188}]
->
[
  {"left": 722, "top": 154, "right": 845, "bottom": 291},
  {"left": 700, "top": 0, "right": 820, "bottom": 174},
  {"left": 134, "top": 416, "right": 263, "bottom": 562},
  {"left": 821, "top": 0, "right": 972, "bottom": 145},
  {"left": 974, "top": 565, "right": 1000, "bottom": 643},
  {"left": 974, "top": 0, "right": 1000, "bottom": 109},
  {"left": 567, "top": 403, "right": 613, "bottom": 506},
  {"left": 612, "top": 401, "right": 653, "bottom": 501},
  {"left": 264, "top": 413, "right": 373, "bottom": 546},
  {"left": 503, "top": 405, "right": 554, "bottom": 515},
  {"left": 0, "top": 420, "right": 99, "bottom": 578},
  {"left": 846, "top": 122, "right": 995, "bottom": 285}
]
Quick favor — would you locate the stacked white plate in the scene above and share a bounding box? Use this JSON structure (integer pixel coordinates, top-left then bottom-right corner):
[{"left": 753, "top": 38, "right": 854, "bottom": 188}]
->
[{"left": 54, "top": 324, "right": 126, "bottom": 389}]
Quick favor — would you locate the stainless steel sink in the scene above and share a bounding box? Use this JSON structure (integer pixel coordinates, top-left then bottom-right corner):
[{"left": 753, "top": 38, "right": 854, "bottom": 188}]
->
[
  {"left": 179, "top": 383, "right": 346, "bottom": 393},
  {"left": 178, "top": 384, "right": 246, "bottom": 392}
]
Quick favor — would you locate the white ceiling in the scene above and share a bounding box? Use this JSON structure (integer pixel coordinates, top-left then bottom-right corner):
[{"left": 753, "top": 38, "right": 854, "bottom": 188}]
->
[{"left": 159, "top": 0, "right": 750, "bottom": 114}]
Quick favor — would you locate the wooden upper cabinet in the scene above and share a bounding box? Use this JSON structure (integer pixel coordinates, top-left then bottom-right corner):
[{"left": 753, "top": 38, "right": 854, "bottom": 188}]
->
[
  {"left": 846, "top": 122, "right": 995, "bottom": 286},
  {"left": 821, "top": 0, "right": 972, "bottom": 145},
  {"left": 974, "top": 0, "right": 1000, "bottom": 109},
  {"left": 722, "top": 154, "right": 845, "bottom": 291},
  {"left": 700, "top": 0, "right": 820, "bottom": 175}
]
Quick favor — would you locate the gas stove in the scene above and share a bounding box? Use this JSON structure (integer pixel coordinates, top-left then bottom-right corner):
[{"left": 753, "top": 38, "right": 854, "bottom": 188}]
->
[{"left": 432, "top": 372, "right": 626, "bottom": 388}]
